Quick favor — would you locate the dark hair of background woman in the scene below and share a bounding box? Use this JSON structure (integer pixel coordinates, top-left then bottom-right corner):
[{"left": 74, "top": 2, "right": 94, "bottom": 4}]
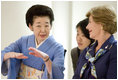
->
[{"left": 76, "top": 18, "right": 94, "bottom": 43}]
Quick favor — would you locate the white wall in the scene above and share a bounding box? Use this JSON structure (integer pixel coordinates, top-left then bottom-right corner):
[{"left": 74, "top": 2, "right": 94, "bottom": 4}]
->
[
  {"left": 1, "top": 1, "right": 117, "bottom": 79},
  {"left": 52, "top": 2, "right": 73, "bottom": 79}
]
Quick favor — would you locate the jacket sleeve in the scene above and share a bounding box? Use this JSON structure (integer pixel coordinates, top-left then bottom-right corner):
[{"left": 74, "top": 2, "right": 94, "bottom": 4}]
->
[
  {"left": 1, "top": 37, "right": 22, "bottom": 76},
  {"left": 106, "top": 42, "right": 117, "bottom": 79},
  {"left": 42, "top": 45, "right": 65, "bottom": 79}
]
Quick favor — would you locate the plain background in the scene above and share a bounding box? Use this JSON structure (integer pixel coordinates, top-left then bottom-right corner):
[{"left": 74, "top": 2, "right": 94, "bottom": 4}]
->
[{"left": 1, "top": 1, "right": 117, "bottom": 79}]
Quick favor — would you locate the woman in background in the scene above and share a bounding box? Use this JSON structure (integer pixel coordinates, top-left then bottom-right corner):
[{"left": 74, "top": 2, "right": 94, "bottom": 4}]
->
[
  {"left": 73, "top": 5, "right": 117, "bottom": 79},
  {"left": 71, "top": 18, "right": 94, "bottom": 73}
]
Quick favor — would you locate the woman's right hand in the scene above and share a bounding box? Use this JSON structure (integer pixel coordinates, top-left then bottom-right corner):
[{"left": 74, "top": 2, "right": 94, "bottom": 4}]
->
[{"left": 3, "top": 52, "right": 28, "bottom": 61}]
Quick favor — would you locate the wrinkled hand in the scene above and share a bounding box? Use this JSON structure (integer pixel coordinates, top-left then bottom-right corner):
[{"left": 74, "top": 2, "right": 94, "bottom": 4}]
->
[
  {"left": 28, "top": 47, "right": 48, "bottom": 60},
  {"left": 10, "top": 52, "right": 28, "bottom": 59},
  {"left": 4, "top": 52, "right": 28, "bottom": 61}
]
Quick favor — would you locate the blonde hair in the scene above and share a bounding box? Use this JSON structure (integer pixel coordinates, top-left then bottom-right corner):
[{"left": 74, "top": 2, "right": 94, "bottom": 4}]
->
[{"left": 86, "top": 5, "right": 117, "bottom": 34}]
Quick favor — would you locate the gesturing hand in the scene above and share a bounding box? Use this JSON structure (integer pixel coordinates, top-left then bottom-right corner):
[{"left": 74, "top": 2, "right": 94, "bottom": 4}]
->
[
  {"left": 29, "top": 47, "right": 51, "bottom": 74},
  {"left": 10, "top": 52, "right": 28, "bottom": 59},
  {"left": 28, "top": 47, "right": 48, "bottom": 60},
  {"left": 4, "top": 52, "right": 28, "bottom": 61}
]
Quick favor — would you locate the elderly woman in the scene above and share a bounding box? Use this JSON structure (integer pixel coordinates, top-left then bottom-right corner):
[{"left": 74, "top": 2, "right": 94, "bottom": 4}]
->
[
  {"left": 73, "top": 5, "right": 117, "bottom": 79},
  {"left": 71, "top": 18, "right": 94, "bottom": 73},
  {"left": 1, "top": 4, "right": 64, "bottom": 79}
]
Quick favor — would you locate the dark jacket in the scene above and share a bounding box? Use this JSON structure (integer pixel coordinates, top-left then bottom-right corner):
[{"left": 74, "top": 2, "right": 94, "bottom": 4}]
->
[
  {"left": 73, "top": 35, "right": 117, "bottom": 79},
  {"left": 71, "top": 47, "right": 80, "bottom": 72}
]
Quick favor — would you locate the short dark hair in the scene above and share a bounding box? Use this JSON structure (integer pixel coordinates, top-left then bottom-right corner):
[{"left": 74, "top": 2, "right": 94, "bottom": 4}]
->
[
  {"left": 76, "top": 18, "right": 94, "bottom": 43},
  {"left": 26, "top": 4, "right": 54, "bottom": 27}
]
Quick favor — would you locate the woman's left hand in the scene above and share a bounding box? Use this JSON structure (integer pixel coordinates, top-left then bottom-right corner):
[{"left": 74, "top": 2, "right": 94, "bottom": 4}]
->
[{"left": 28, "top": 47, "right": 49, "bottom": 60}]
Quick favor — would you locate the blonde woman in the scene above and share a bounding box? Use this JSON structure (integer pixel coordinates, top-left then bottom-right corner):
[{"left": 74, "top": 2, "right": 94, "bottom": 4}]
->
[{"left": 73, "top": 5, "right": 117, "bottom": 79}]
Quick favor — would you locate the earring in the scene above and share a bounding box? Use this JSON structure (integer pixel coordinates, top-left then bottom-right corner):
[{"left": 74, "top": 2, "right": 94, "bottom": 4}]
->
[{"left": 101, "top": 27, "right": 103, "bottom": 30}]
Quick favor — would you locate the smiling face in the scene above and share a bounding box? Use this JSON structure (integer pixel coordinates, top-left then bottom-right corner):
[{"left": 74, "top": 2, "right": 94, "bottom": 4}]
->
[
  {"left": 29, "top": 16, "right": 51, "bottom": 44},
  {"left": 86, "top": 16, "right": 102, "bottom": 40},
  {"left": 76, "top": 27, "right": 91, "bottom": 50}
]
